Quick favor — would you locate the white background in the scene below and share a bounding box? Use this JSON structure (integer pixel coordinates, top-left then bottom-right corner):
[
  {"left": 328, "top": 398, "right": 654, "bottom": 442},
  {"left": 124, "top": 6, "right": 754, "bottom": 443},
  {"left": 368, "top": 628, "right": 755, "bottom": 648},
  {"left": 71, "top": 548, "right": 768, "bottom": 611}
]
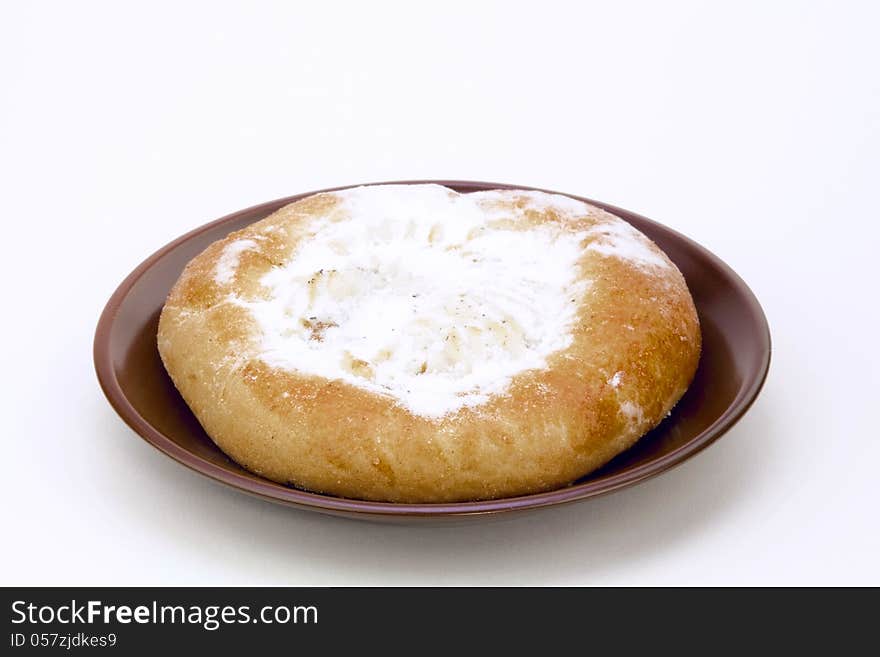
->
[{"left": 2, "top": 1, "right": 878, "bottom": 586}]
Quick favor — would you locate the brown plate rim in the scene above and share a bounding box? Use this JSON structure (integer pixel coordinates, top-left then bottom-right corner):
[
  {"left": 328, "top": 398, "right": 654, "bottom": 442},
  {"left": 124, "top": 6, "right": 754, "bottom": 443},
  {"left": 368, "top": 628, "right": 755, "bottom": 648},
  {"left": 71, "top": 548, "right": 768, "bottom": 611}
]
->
[{"left": 94, "top": 180, "right": 771, "bottom": 518}]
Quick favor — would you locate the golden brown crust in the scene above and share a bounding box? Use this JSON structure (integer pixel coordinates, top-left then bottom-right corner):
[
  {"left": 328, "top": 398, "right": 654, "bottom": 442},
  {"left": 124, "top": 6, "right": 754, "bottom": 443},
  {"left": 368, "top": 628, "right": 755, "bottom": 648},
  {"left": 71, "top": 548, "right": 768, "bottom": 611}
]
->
[{"left": 158, "top": 188, "right": 701, "bottom": 502}]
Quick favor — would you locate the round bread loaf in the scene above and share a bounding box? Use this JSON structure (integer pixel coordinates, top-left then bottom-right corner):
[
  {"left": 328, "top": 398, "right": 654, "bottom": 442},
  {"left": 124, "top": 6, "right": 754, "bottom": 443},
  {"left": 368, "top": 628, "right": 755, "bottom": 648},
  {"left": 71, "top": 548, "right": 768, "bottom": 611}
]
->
[{"left": 158, "top": 184, "right": 700, "bottom": 502}]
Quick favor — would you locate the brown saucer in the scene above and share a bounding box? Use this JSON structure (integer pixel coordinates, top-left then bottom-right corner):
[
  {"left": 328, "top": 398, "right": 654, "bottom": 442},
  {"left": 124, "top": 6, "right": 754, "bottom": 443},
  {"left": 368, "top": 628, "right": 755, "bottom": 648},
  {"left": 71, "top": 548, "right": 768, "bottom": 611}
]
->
[{"left": 94, "top": 181, "right": 770, "bottom": 522}]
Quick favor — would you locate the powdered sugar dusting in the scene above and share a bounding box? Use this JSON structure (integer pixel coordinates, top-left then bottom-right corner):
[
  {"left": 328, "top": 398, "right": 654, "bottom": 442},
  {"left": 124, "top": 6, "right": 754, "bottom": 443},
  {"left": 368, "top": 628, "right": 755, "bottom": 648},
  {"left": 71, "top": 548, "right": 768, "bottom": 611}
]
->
[
  {"left": 619, "top": 400, "right": 645, "bottom": 425},
  {"left": 472, "top": 188, "right": 594, "bottom": 217},
  {"left": 219, "top": 185, "right": 676, "bottom": 418},
  {"left": 587, "top": 220, "right": 671, "bottom": 270},
  {"left": 215, "top": 239, "right": 257, "bottom": 284},
  {"left": 236, "top": 184, "right": 591, "bottom": 417}
]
